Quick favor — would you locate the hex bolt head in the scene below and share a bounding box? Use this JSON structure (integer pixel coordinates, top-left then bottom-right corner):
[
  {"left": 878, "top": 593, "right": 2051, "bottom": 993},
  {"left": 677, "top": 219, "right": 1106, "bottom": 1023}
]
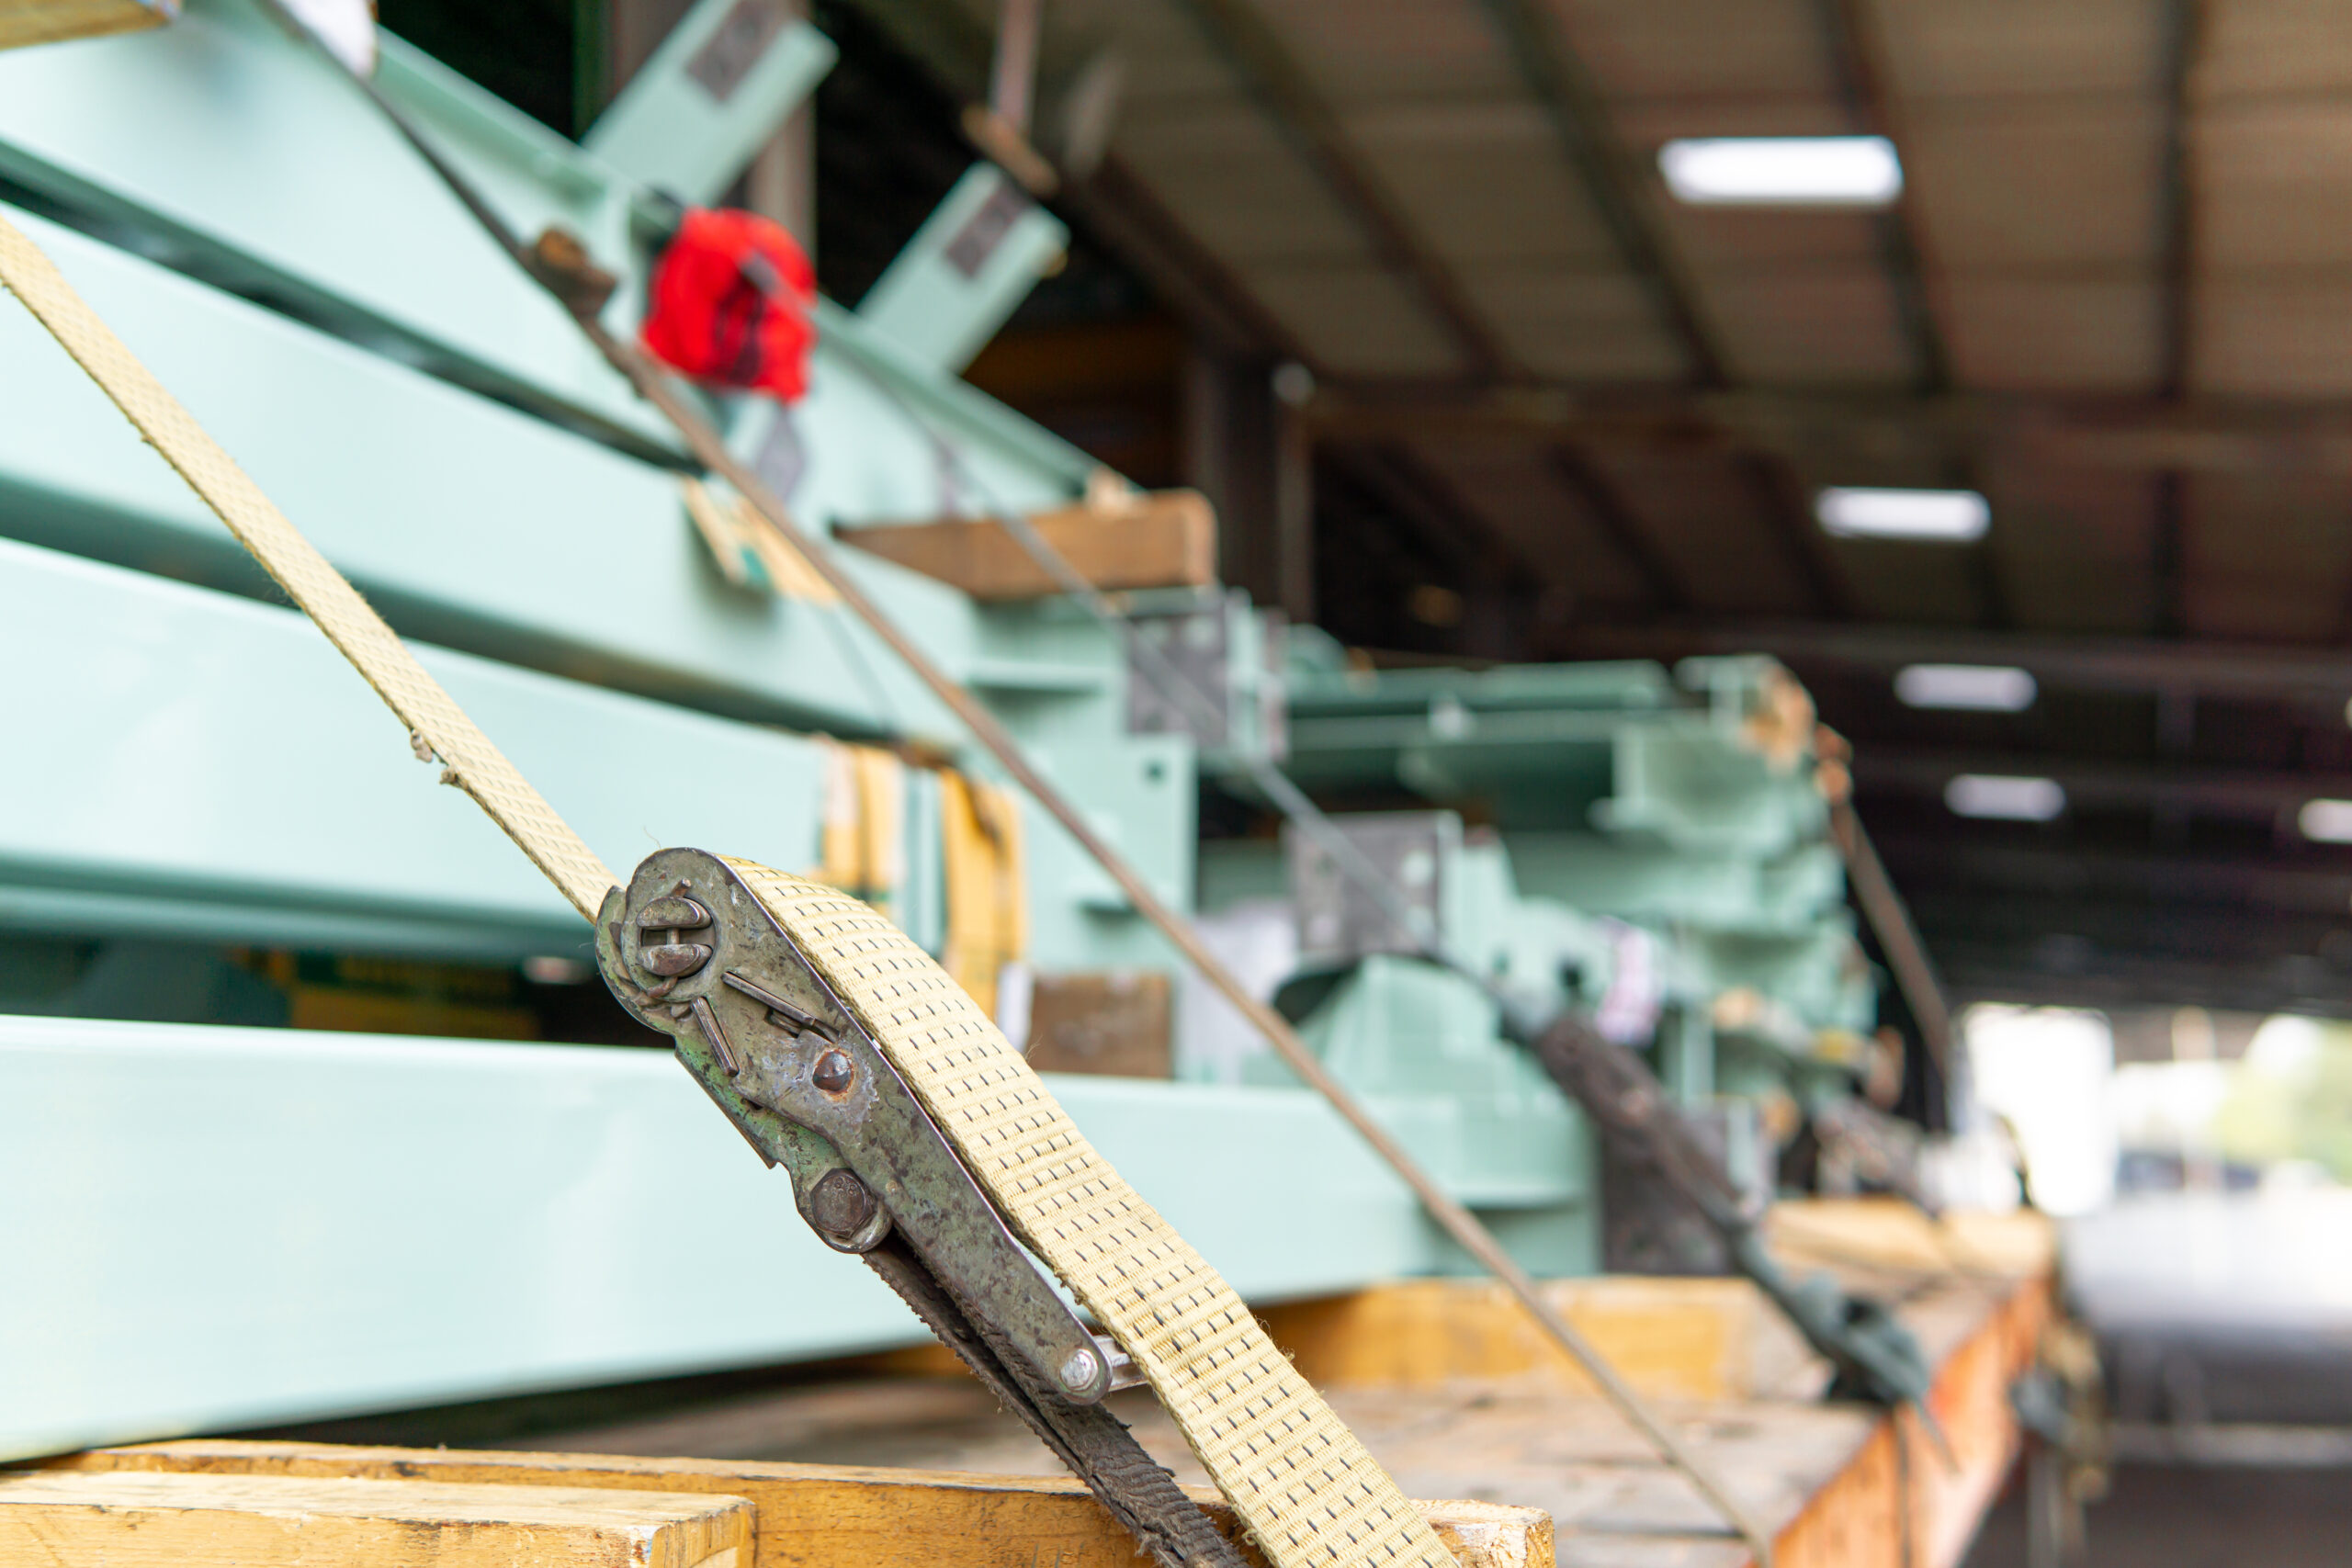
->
[
  {"left": 811, "top": 1048, "right": 854, "bottom": 1093},
  {"left": 1058, "top": 1346, "right": 1102, "bottom": 1395},
  {"left": 808, "top": 1168, "right": 878, "bottom": 1240}
]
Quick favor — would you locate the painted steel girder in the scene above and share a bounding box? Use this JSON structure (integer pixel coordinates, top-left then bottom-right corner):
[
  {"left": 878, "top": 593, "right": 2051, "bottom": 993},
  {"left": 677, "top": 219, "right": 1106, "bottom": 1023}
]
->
[
  {"left": 0, "top": 0, "right": 665, "bottom": 446},
  {"left": 0, "top": 536, "right": 1193, "bottom": 964},
  {"left": 0, "top": 205, "right": 1122, "bottom": 744},
  {"left": 0, "top": 1015, "right": 1444, "bottom": 1461},
  {"left": 0, "top": 1, "right": 1094, "bottom": 490}
]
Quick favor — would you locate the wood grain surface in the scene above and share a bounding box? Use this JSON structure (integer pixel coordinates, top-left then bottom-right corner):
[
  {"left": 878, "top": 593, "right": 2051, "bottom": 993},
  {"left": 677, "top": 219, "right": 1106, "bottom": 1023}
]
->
[
  {"left": 836, "top": 490, "right": 1216, "bottom": 600},
  {"left": 40, "top": 1201, "right": 2053, "bottom": 1568},
  {"left": 49, "top": 1443, "right": 1552, "bottom": 1568},
  {"left": 0, "top": 1469, "right": 748, "bottom": 1568},
  {"left": 0, "top": 0, "right": 174, "bottom": 51},
  {"left": 1260, "top": 1276, "right": 1807, "bottom": 1403}
]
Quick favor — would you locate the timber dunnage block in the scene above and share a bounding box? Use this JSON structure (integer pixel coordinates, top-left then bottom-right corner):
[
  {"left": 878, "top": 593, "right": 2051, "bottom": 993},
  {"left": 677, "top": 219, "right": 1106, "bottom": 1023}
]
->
[
  {"left": 0, "top": 0, "right": 175, "bottom": 51},
  {"left": 836, "top": 490, "right": 1216, "bottom": 601},
  {"left": 1766, "top": 1197, "right": 2057, "bottom": 1278},
  {"left": 1259, "top": 1275, "right": 1808, "bottom": 1402},
  {"left": 0, "top": 1469, "right": 749, "bottom": 1567}
]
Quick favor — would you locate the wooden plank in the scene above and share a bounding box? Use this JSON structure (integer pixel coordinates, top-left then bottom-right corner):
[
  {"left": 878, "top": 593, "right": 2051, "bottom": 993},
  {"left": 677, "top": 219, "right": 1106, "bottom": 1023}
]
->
[
  {"left": 0, "top": 1469, "right": 747, "bottom": 1567},
  {"left": 1288, "top": 1275, "right": 2048, "bottom": 1568},
  {"left": 1259, "top": 1276, "right": 1804, "bottom": 1402},
  {"left": 0, "top": 0, "right": 172, "bottom": 51},
  {"left": 1913, "top": 1277, "right": 2050, "bottom": 1568},
  {"left": 47, "top": 1223, "right": 2049, "bottom": 1568},
  {"left": 50, "top": 1442, "right": 1554, "bottom": 1568},
  {"left": 1765, "top": 1199, "right": 2058, "bottom": 1279},
  {"left": 836, "top": 490, "right": 1216, "bottom": 600},
  {"left": 1770, "top": 1421, "right": 1903, "bottom": 1568},
  {"left": 1761, "top": 1277, "right": 2051, "bottom": 1568},
  {"left": 860, "top": 1275, "right": 1806, "bottom": 1399},
  {"left": 503, "top": 1267, "right": 2048, "bottom": 1568}
]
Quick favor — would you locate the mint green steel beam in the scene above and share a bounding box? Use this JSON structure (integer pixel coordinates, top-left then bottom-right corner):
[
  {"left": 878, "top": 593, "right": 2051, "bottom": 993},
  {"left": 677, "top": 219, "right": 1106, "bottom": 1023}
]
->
[
  {"left": 0, "top": 1, "right": 667, "bottom": 447},
  {"left": 0, "top": 206, "right": 1103, "bottom": 742},
  {"left": 0, "top": 1016, "right": 1444, "bottom": 1460},
  {"left": 859, "top": 164, "right": 1069, "bottom": 374},
  {"left": 0, "top": 536, "right": 1193, "bottom": 964},
  {"left": 0, "top": 0, "right": 1104, "bottom": 488},
  {"left": 2, "top": 536, "right": 814, "bottom": 953},
  {"left": 582, "top": 0, "right": 836, "bottom": 207}
]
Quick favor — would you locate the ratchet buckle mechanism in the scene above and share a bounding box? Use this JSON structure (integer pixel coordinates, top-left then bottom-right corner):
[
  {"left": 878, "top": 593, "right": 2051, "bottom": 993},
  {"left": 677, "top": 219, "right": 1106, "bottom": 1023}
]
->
[{"left": 594, "top": 847, "right": 1134, "bottom": 1405}]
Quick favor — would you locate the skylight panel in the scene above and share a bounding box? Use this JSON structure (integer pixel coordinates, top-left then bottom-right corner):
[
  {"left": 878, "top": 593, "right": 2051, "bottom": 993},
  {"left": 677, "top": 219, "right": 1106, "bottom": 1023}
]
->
[
  {"left": 1894, "top": 665, "right": 2038, "bottom": 712},
  {"left": 1946, "top": 774, "right": 2065, "bottom": 822}
]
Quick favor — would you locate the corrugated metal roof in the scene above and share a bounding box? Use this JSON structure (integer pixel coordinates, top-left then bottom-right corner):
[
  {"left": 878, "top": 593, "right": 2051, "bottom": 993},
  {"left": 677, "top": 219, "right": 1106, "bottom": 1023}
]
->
[
  {"left": 923, "top": 0, "right": 2352, "bottom": 638},
  {"left": 853, "top": 0, "right": 2352, "bottom": 1007}
]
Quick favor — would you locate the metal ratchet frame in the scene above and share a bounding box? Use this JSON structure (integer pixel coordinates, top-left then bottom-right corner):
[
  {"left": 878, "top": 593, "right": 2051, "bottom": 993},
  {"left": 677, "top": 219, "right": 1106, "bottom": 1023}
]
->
[{"left": 594, "top": 848, "right": 1244, "bottom": 1568}]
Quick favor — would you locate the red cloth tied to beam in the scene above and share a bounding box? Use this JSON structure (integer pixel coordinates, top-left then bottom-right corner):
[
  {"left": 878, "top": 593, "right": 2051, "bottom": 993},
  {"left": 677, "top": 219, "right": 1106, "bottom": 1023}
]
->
[{"left": 639, "top": 207, "right": 817, "bottom": 402}]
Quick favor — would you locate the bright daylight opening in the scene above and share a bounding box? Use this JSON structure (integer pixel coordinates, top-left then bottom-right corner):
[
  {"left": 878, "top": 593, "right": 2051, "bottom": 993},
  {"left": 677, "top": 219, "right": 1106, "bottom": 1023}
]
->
[
  {"left": 1658, "top": 136, "right": 1904, "bottom": 206},
  {"left": 1967, "top": 1005, "right": 2118, "bottom": 1216}
]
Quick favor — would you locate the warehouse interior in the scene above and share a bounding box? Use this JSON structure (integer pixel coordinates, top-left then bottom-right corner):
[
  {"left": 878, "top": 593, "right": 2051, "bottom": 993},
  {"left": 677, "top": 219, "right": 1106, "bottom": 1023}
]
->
[
  {"left": 5, "top": 0, "right": 2352, "bottom": 1564},
  {"left": 859, "top": 0, "right": 2352, "bottom": 1022}
]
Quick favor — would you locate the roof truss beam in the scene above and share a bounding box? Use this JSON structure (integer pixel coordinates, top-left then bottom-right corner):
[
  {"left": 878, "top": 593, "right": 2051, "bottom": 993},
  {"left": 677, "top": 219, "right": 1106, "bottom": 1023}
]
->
[
  {"left": 1169, "top": 0, "right": 1518, "bottom": 380},
  {"left": 1854, "top": 750, "right": 2352, "bottom": 820},
  {"left": 1880, "top": 838, "right": 2352, "bottom": 916},
  {"left": 1302, "top": 382, "right": 2352, "bottom": 474},
  {"left": 1473, "top": 0, "right": 1730, "bottom": 387},
  {"left": 1544, "top": 446, "right": 1691, "bottom": 614},
  {"left": 1565, "top": 618, "right": 2352, "bottom": 703},
  {"left": 2158, "top": 0, "right": 2203, "bottom": 400},
  {"left": 1814, "top": 0, "right": 1951, "bottom": 394}
]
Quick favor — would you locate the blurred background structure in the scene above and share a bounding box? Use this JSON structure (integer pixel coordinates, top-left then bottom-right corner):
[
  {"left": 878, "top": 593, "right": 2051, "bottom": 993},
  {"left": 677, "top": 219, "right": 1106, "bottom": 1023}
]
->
[
  {"left": 810, "top": 0, "right": 2352, "bottom": 1023},
  {"left": 8, "top": 1, "right": 2352, "bottom": 1564}
]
